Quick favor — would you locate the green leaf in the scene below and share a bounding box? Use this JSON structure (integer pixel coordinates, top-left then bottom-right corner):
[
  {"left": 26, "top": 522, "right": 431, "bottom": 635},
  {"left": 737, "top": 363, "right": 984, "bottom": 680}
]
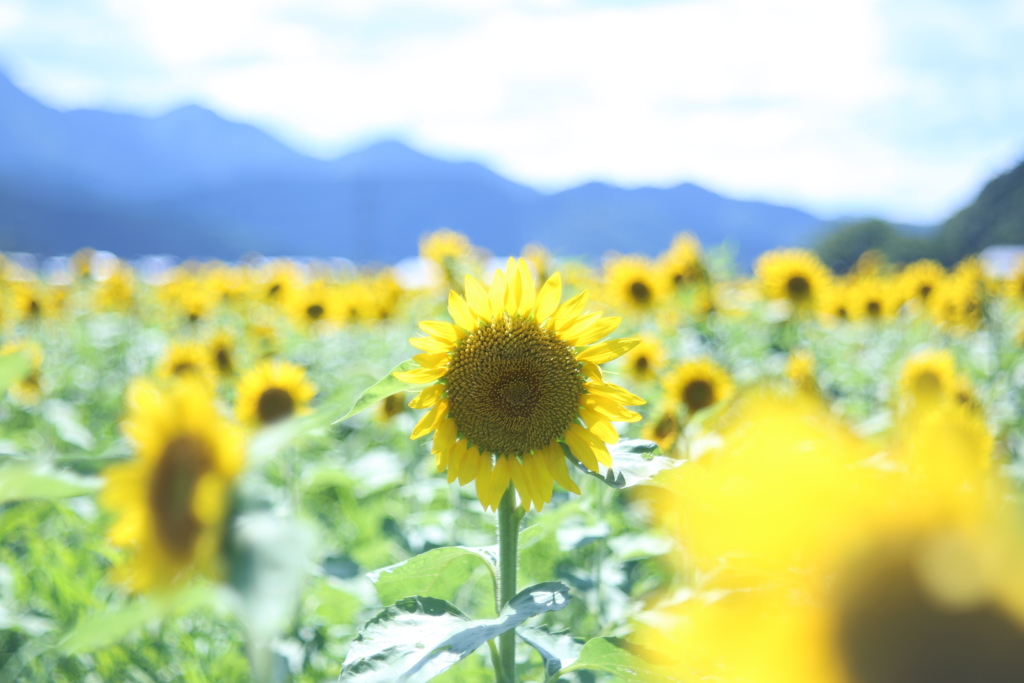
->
[
  {"left": 42, "top": 400, "right": 96, "bottom": 451},
  {"left": 517, "top": 626, "right": 583, "bottom": 680},
  {"left": 341, "top": 582, "right": 572, "bottom": 683},
  {"left": 563, "top": 440, "right": 679, "bottom": 489},
  {"left": 368, "top": 546, "right": 497, "bottom": 614},
  {"left": 0, "top": 462, "right": 101, "bottom": 503},
  {"left": 60, "top": 583, "right": 212, "bottom": 654},
  {"left": 557, "top": 637, "right": 678, "bottom": 683},
  {"left": 0, "top": 350, "right": 31, "bottom": 395},
  {"left": 334, "top": 359, "right": 428, "bottom": 424}
]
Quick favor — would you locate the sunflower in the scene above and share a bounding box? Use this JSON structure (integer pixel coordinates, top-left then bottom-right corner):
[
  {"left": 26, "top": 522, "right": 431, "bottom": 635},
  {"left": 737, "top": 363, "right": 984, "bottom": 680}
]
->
[
  {"left": 755, "top": 248, "right": 832, "bottom": 311},
  {"left": 785, "top": 349, "right": 816, "bottom": 395},
  {"left": 377, "top": 392, "right": 409, "bottom": 422},
  {"left": 286, "top": 280, "right": 335, "bottom": 330},
  {"left": 818, "top": 282, "right": 852, "bottom": 322},
  {"left": 899, "top": 349, "right": 957, "bottom": 407},
  {"left": 395, "top": 258, "right": 644, "bottom": 512},
  {"left": 10, "top": 283, "right": 50, "bottom": 323},
  {"left": 101, "top": 380, "right": 244, "bottom": 590},
  {"left": 258, "top": 260, "right": 301, "bottom": 305},
  {"left": 847, "top": 277, "right": 900, "bottom": 321},
  {"left": 208, "top": 331, "right": 236, "bottom": 377},
  {"left": 663, "top": 359, "right": 734, "bottom": 416},
  {"left": 901, "top": 259, "right": 946, "bottom": 304},
  {"left": 70, "top": 247, "right": 95, "bottom": 279},
  {"left": 94, "top": 263, "right": 135, "bottom": 312},
  {"left": 642, "top": 410, "right": 681, "bottom": 454},
  {"left": 158, "top": 342, "right": 216, "bottom": 388},
  {"left": 641, "top": 394, "right": 1024, "bottom": 683},
  {"left": 1, "top": 342, "right": 44, "bottom": 406},
  {"left": 622, "top": 337, "right": 664, "bottom": 382},
  {"left": 235, "top": 360, "right": 317, "bottom": 427},
  {"left": 929, "top": 270, "right": 985, "bottom": 332},
  {"left": 522, "top": 243, "right": 553, "bottom": 284},
  {"left": 603, "top": 255, "right": 666, "bottom": 313},
  {"left": 659, "top": 232, "right": 706, "bottom": 289}
]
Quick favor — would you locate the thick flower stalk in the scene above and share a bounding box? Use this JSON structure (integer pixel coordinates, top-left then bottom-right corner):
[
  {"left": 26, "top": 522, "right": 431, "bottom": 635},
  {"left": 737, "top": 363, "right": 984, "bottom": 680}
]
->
[{"left": 396, "top": 257, "right": 644, "bottom": 511}]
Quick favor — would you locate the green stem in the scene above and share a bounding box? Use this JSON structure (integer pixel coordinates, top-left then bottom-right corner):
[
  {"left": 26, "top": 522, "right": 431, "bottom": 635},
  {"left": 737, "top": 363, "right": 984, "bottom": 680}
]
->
[{"left": 497, "top": 483, "right": 519, "bottom": 683}]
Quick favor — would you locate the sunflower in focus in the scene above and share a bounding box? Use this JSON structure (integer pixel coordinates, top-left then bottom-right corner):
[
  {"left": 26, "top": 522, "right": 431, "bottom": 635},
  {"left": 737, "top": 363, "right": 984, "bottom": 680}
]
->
[
  {"left": 1, "top": 342, "right": 44, "bottom": 406},
  {"left": 101, "top": 380, "right": 244, "bottom": 590},
  {"left": 395, "top": 258, "right": 644, "bottom": 512},
  {"left": 235, "top": 360, "right": 317, "bottom": 427},
  {"left": 622, "top": 337, "right": 664, "bottom": 382},
  {"left": 603, "top": 255, "right": 666, "bottom": 314},
  {"left": 663, "top": 359, "right": 733, "bottom": 416},
  {"left": 158, "top": 342, "right": 216, "bottom": 388},
  {"left": 899, "top": 349, "right": 956, "bottom": 407},
  {"left": 755, "top": 248, "right": 831, "bottom": 311}
]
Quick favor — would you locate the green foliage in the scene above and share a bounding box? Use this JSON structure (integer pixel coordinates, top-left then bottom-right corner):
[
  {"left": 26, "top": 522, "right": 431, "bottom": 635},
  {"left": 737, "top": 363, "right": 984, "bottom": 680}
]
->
[
  {"left": 559, "top": 637, "right": 678, "bottom": 682},
  {"left": 814, "top": 219, "right": 935, "bottom": 272}
]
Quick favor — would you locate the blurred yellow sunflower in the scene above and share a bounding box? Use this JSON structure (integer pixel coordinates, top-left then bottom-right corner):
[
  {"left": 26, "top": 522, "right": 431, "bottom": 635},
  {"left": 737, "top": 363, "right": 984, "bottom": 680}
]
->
[
  {"left": 376, "top": 392, "right": 408, "bottom": 422},
  {"left": 930, "top": 270, "right": 985, "bottom": 332},
  {"left": 642, "top": 394, "right": 1024, "bottom": 683},
  {"left": 94, "top": 264, "right": 135, "bottom": 312},
  {"left": 258, "top": 260, "right": 301, "bottom": 304},
  {"left": 101, "top": 380, "right": 244, "bottom": 591},
  {"left": 521, "top": 243, "right": 553, "bottom": 284},
  {"left": 420, "top": 228, "right": 474, "bottom": 265},
  {"left": 847, "top": 277, "right": 900, "bottom": 321},
  {"left": 1, "top": 342, "right": 44, "bottom": 406},
  {"left": 899, "top": 348, "right": 956, "bottom": 407},
  {"left": 755, "top": 248, "right": 832, "bottom": 311},
  {"left": 785, "top": 349, "right": 817, "bottom": 395},
  {"left": 642, "top": 410, "right": 681, "bottom": 454},
  {"left": 622, "top": 337, "right": 664, "bottom": 382},
  {"left": 659, "top": 233, "right": 706, "bottom": 289},
  {"left": 10, "top": 283, "right": 51, "bottom": 323},
  {"left": 235, "top": 360, "right": 317, "bottom": 427},
  {"left": 286, "top": 280, "right": 335, "bottom": 329},
  {"left": 603, "top": 255, "right": 666, "bottom": 313},
  {"left": 158, "top": 342, "right": 216, "bottom": 388},
  {"left": 663, "top": 359, "right": 733, "bottom": 416},
  {"left": 208, "top": 331, "right": 236, "bottom": 377},
  {"left": 901, "top": 259, "right": 946, "bottom": 304},
  {"left": 395, "top": 258, "right": 644, "bottom": 512}
]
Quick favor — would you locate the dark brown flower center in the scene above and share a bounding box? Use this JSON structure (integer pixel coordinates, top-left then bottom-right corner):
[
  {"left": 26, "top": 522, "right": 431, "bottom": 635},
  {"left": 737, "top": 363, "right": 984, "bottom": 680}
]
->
[
  {"left": 307, "top": 304, "right": 325, "bottom": 320},
  {"left": 630, "top": 281, "right": 652, "bottom": 304},
  {"left": 257, "top": 387, "right": 295, "bottom": 424},
  {"left": 787, "top": 275, "right": 811, "bottom": 302},
  {"left": 446, "top": 316, "right": 583, "bottom": 455},
  {"left": 150, "top": 435, "right": 213, "bottom": 557},
  {"left": 683, "top": 379, "right": 714, "bottom": 413}
]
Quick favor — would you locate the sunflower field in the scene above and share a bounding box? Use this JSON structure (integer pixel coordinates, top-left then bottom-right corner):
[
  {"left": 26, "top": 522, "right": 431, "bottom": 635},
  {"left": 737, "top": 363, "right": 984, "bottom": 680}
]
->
[{"left": 3, "top": 230, "right": 1024, "bottom": 683}]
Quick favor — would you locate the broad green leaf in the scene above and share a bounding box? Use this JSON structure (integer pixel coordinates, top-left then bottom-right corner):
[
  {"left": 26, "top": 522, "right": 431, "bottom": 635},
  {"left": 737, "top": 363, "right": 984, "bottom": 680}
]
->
[
  {"left": 0, "top": 350, "right": 31, "bottom": 395},
  {"left": 42, "top": 400, "right": 96, "bottom": 450},
  {"left": 0, "top": 463, "right": 101, "bottom": 503},
  {"left": 563, "top": 440, "right": 679, "bottom": 489},
  {"left": 341, "top": 582, "right": 572, "bottom": 683},
  {"left": 368, "top": 546, "right": 497, "bottom": 613},
  {"left": 517, "top": 626, "right": 583, "bottom": 680},
  {"left": 334, "top": 359, "right": 429, "bottom": 424},
  {"left": 558, "top": 637, "right": 677, "bottom": 682},
  {"left": 60, "top": 583, "right": 212, "bottom": 654}
]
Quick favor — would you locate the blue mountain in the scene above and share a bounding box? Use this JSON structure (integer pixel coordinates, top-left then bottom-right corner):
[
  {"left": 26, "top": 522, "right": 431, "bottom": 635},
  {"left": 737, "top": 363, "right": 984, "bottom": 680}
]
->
[{"left": 0, "top": 71, "right": 823, "bottom": 264}]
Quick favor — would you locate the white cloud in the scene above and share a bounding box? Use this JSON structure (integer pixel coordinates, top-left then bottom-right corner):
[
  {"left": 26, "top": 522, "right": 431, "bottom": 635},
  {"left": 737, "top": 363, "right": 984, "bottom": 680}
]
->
[{"left": 2, "top": 0, "right": 1023, "bottom": 223}]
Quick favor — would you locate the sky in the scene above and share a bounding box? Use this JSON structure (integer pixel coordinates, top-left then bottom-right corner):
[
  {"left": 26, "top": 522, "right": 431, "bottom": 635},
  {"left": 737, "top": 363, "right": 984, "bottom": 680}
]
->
[{"left": 1, "top": 0, "right": 1023, "bottom": 224}]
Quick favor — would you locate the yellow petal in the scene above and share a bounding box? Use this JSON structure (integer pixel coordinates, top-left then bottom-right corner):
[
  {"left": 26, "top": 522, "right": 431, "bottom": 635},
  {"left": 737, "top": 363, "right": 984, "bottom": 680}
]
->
[
  {"left": 579, "top": 394, "right": 642, "bottom": 422},
  {"left": 581, "top": 362, "right": 603, "bottom": 383},
  {"left": 534, "top": 272, "right": 562, "bottom": 322},
  {"left": 420, "top": 320, "right": 461, "bottom": 343},
  {"left": 516, "top": 258, "right": 536, "bottom": 316},
  {"left": 411, "top": 399, "right": 448, "bottom": 439},
  {"left": 587, "top": 381, "right": 646, "bottom": 406},
  {"left": 475, "top": 454, "right": 494, "bottom": 510},
  {"left": 576, "top": 338, "right": 640, "bottom": 364},
  {"left": 465, "top": 275, "right": 492, "bottom": 319},
  {"left": 564, "top": 426, "right": 600, "bottom": 472},
  {"left": 579, "top": 407, "right": 620, "bottom": 444},
  {"left": 504, "top": 258, "right": 519, "bottom": 315},
  {"left": 559, "top": 311, "right": 602, "bottom": 343},
  {"left": 394, "top": 365, "right": 448, "bottom": 384},
  {"left": 568, "top": 316, "right": 621, "bottom": 347},
  {"left": 458, "top": 444, "right": 481, "bottom": 485},
  {"left": 570, "top": 423, "right": 613, "bottom": 466},
  {"left": 432, "top": 418, "right": 457, "bottom": 457},
  {"left": 410, "top": 336, "right": 452, "bottom": 354},
  {"left": 507, "top": 456, "right": 534, "bottom": 512},
  {"left": 524, "top": 454, "right": 553, "bottom": 511},
  {"left": 446, "top": 440, "right": 466, "bottom": 483},
  {"left": 448, "top": 291, "right": 477, "bottom": 331},
  {"left": 413, "top": 353, "right": 448, "bottom": 369},
  {"left": 489, "top": 455, "right": 512, "bottom": 509},
  {"left": 543, "top": 441, "right": 580, "bottom": 495},
  {"left": 409, "top": 384, "right": 444, "bottom": 409},
  {"left": 489, "top": 270, "right": 508, "bottom": 317},
  {"left": 551, "top": 291, "right": 589, "bottom": 330}
]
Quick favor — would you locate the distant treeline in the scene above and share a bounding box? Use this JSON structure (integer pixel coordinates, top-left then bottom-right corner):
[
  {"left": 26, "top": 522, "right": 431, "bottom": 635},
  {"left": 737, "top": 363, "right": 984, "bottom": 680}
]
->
[{"left": 815, "top": 158, "right": 1024, "bottom": 272}]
